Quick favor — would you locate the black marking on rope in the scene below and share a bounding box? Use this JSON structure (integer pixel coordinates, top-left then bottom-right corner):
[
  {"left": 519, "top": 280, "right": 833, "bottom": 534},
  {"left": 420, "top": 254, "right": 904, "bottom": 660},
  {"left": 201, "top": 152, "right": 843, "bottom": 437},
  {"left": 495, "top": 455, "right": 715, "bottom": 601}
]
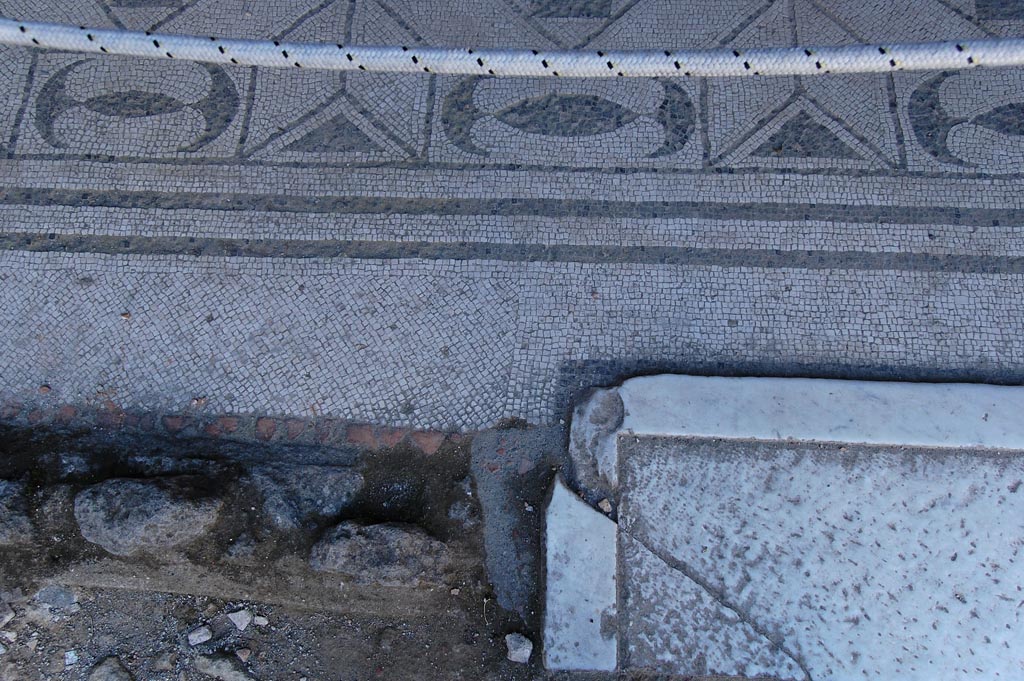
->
[
  {"left": 218, "top": 45, "right": 225, "bottom": 54},
  {"left": 358, "top": 64, "right": 366, "bottom": 70},
  {"left": 273, "top": 41, "right": 280, "bottom": 47},
  {"left": 664, "top": 50, "right": 671, "bottom": 57},
  {"left": 423, "top": 66, "right": 430, "bottom": 72},
  {"left": 542, "top": 59, "right": 549, "bottom": 68},
  {"left": 617, "top": 71, "right": 624, "bottom": 76},
  {"left": 967, "top": 56, "right": 974, "bottom": 64},
  {"left": 145, "top": 31, "right": 151, "bottom": 36},
  {"left": 411, "top": 55, "right": 419, "bottom": 64},
  {"left": 685, "top": 71, "right": 691, "bottom": 76},
  {"left": 477, "top": 57, "right": 484, "bottom": 66},
  {"left": 87, "top": 34, "right": 94, "bottom": 41},
  {"left": 607, "top": 60, "right": 614, "bottom": 69},
  {"left": 18, "top": 25, "right": 25, "bottom": 33},
  {"left": 166, "top": 52, "right": 173, "bottom": 58},
  {"left": 805, "top": 49, "right": 812, "bottom": 56},
  {"left": 816, "top": 61, "right": 822, "bottom": 69},
  {"left": 31, "top": 38, "right": 39, "bottom": 45},
  {"left": 674, "top": 61, "right": 680, "bottom": 70},
  {"left": 878, "top": 46, "right": 887, "bottom": 54},
  {"left": 956, "top": 44, "right": 964, "bottom": 52},
  {"left": 732, "top": 49, "right": 740, "bottom": 57},
  {"left": 153, "top": 39, "right": 160, "bottom": 48},
  {"left": 294, "top": 62, "right": 301, "bottom": 68},
  {"left": 346, "top": 53, "right": 353, "bottom": 61},
  {"left": 744, "top": 61, "right": 750, "bottom": 69},
  {"left": 99, "top": 46, "right": 107, "bottom": 53},
  {"left": 597, "top": 51, "right": 605, "bottom": 57},
  {"left": 282, "top": 49, "right": 289, "bottom": 58},
  {"left": 230, "top": 58, "right": 238, "bottom": 64},
  {"left": 209, "top": 36, "right": 216, "bottom": 42},
  {"left": 552, "top": 71, "right": 559, "bottom": 76},
  {"left": 467, "top": 48, "right": 474, "bottom": 54},
  {"left": 889, "top": 58, "right": 896, "bottom": 67},
  {"left": 488, "top": 69, "right": 495, "bottom": 75},
  {"left": 402, "top": 45, "right": 408, "bottom": 51}
]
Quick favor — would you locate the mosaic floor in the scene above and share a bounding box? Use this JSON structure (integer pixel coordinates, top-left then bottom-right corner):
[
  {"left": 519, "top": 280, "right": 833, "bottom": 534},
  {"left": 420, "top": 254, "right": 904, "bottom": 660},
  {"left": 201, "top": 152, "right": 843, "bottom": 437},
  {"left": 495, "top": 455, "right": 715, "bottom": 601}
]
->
[{"left": 2, "top": 0, "right": 1024, "bottom": 430}]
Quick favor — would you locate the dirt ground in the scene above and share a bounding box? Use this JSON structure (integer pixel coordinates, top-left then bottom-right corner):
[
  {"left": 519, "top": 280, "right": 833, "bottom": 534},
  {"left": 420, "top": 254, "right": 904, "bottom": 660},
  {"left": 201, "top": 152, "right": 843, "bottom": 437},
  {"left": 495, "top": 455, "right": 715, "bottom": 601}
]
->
[{"left": 0, "top": 422, "right": 540, "bottom": 681}]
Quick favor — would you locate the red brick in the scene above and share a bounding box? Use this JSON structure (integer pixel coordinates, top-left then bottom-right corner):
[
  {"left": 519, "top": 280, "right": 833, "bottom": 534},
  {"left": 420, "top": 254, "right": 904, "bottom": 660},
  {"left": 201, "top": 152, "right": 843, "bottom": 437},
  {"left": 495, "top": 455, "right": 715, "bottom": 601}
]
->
[
  {"left": 410, "top": 430, "right": 446, "bottom": 455},
  {"left": 345, "top": 424, "right": 378, "bottom": 448},
  {"left": 285, "top": 418, "right": 307, "bottom": 440},
  {"left": 315, "top": 419, "right": 341, "bottom": 445},
  {"left": 378, "top": 427, "right": 409, "bottom": 448},
  {"left": 162, "top": 415, "right": 188, "bottom": 433},
  {"left": 137, "top": 413, "right": 156, "bottom": 431},
  {"left": 255, "top": 417, "right": 277, "bottom": 441},
  {"left": 55, "top": 405, "right": 78, "bottom": 423},
  {"left": 97, "top": 411, "right": 125, "bottom": 428},
  {"left": 0, "top": 401, "right": 22, "bottom": 420}
]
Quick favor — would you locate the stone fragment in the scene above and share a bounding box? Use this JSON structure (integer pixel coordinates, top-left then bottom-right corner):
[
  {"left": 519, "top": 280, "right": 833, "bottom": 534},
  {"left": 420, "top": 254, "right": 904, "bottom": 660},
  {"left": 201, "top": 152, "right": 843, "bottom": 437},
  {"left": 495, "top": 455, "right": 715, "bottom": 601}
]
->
[
  {"left": 597, "top": 498, "right": 612, "bottom": 513},
  {"left": 0, "top": 480, "right": 33, "bottom": 545},
  {"left": 194, "top": 654, "right": 253, "bottom": 681},
  {"left": 544, "top": 478, "right": 617, "bottom": 671},
  {"left": 235, "top": 649, "right": 251, "bottom": 663},
  {"left": 87, "top": 656, "right": 133, "bottom": 680},
  {"left": 0, "top": 601, "right": 14, "bottom": 628},
  {"left": 0, "top": 641, "right": 6, "bottom": 655},
  {"left": 309, "top": 522, "right": 450, "bottom": 586},
  {"left": 250, "top": 465, "right": 362, "bottom": 529},
  {"left": 252, "top": 615, "right": 268, "bottom": 627},
  {"left": 35, "top": 585, "right": 76, "bottom": 610},
  {"left": 151, "top": 652, "right": 176, "bottom": 672},
  {"left": 568, "top": 388, "right": 624, "bottom": 495},
  {"left": 74, "top": 479, "right": 221, "bottom": 556},
  {"left": 65, "top": 650, "right": 79, "bottom": 666},
  {"left": 187, "top": 626, "right": 213, "bottom": 646},
  {"left": 504, "top": 633, "right": 532, "bottom": 664},
  {"left": 226, "top": 609, "right": 252, "bottom": 632}
]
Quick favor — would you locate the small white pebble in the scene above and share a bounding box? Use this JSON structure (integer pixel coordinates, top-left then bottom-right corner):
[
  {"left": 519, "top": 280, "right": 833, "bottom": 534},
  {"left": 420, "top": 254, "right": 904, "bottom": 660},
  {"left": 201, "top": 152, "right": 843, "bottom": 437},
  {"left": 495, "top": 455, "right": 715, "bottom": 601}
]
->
[
  {"left": 0, "top": 642, "right": 7, "bottom": 656},
  {"left": 64, "top": 650, "right": 78, "bottom": 666},
  {"left": 227, "top": 609, "right": 252, "bottom": 632},
  {"left": 235, "top": 648, "right": 251, "bottom": 663},
  {"left": 187, "top": 626, "right": 213, "bottom": 646},
  {"left": 253, "top": 615, "right": 269, "bottom": 627},
  {"left": 505, "top": 633, "right": 532, "bottom": 664},
  {"left": 598, "top": 498, "right": 612, "bottom": 513},
  {"left": 450, "top": 588, "right": 460, "bottom": 596}
]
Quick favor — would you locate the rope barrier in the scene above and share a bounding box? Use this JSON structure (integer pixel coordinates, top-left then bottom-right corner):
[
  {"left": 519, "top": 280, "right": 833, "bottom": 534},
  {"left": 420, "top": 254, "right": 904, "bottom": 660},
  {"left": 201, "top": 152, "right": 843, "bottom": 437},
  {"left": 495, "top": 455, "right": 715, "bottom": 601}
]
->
[{"left": 2, "top": 17, "right": 1024, "bottom": 77}]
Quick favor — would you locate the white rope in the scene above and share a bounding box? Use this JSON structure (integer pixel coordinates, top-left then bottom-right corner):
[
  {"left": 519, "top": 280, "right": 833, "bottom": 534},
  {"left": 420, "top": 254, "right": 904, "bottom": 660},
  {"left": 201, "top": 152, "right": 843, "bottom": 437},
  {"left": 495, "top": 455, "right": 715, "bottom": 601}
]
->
[{"left": 2, "top": 17, "right": 1024, "bottom": 78}]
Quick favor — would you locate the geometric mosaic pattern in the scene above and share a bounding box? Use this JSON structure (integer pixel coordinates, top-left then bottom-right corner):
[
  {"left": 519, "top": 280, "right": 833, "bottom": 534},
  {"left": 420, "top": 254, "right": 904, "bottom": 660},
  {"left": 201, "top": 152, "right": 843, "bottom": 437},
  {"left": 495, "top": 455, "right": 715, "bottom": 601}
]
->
[{"left": 2, "top": 0, "right": 1024, "bottom": 429}]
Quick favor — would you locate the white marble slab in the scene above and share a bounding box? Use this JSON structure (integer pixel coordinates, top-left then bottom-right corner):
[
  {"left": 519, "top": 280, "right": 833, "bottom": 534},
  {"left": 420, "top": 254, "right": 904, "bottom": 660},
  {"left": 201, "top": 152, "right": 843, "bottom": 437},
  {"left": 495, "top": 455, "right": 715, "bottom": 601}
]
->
[
  {"left": 543, "top": 478, "right": 617, "bottom": 671},
  {"left": 618, "top": 437, "right": 1024, "bottom": 679},
  {"left": 619, "top": 375, "right": 1024, "bottom": 448},
  {"left": 569, "top": 376, "right": 1024, "bottom": 494}
]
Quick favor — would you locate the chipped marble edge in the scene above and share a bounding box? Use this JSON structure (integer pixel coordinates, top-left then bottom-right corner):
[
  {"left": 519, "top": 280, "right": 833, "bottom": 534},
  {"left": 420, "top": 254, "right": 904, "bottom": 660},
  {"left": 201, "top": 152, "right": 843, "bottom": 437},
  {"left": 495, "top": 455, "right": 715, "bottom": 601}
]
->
[{"left": 543, "top": 478, "right": 617, "bottom": 672}]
